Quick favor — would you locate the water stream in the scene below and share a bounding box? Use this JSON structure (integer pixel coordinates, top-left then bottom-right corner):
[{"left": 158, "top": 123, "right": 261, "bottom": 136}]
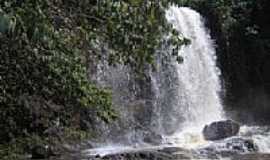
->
[
  {"left": 162, "top": 6, "right": 224, "bottom": 148},
  {"left": 84, "top": 6, "right": 270, "bottom": 159}
]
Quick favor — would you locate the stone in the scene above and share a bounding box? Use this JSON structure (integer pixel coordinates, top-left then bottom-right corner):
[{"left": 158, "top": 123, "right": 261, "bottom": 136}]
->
[
  {"left": 203, "top": 120, "right": 240, "bottom": 141},
  {"left": 197, "top": 137, "right": 258, "bottom": 159},
  {"left": 31, "top": 145, "right": 49, "bottom": 159},
  {"left": 31, "top": 144, "right": 59, "bottom": 159},
  {"left": 143, "top": 132, "right": 163, "bottom": 145},
  {"left": 160, "top": 147, "right": 186, "bottom": 154},
  {"left": 225, "top": 137, "right": 258, "bottom": 152}
]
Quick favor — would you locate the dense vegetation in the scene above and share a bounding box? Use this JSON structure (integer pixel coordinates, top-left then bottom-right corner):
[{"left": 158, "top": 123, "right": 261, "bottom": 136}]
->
[
  {"left": 0, "top": 0, "right": 187, "bottom": 159},
  {"left": 1, "top": 0, "right": 269, "bottom": 158}
]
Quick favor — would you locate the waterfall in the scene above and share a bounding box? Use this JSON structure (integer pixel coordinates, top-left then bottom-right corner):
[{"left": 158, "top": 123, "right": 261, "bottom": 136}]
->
[
  {"left": 165, "top": 6, "right": 225, "bottom": 130},
  {"left": 84, "top": 6, "right": 270, "bottom": 158},
  {"left": 154, "top": 6, "right": 225, "bottom": 147},
  {"left": 89, "top": 6, "right": 225, "bottom": 147}
]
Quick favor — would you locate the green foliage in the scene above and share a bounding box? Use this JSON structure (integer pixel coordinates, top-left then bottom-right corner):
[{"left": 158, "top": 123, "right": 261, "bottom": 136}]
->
[
  {"left": 178, "top": 0, "right": 262, "bottom": 40},
  {"left": 62, "top": 127, "right": 92, "bottom": 142},
  {"left": 49, "top": 0, "right": 188, "bottom": 69},
  {"left": 0, "top": 0, "right": 187, "bottom": 157},
  {"left": 0, "top": 0, "right": 115, "bottom": 144},
  {"left": 0, "top": 142, "right": 25, "bottom": 160},
  {"left": 0, "top": 135, "right": 43, "bottom": 160}
]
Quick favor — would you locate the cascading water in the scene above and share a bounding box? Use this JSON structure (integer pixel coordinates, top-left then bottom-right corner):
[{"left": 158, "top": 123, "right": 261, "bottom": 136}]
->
[
  {"left": 153, "top": 6, "right": 225, "bottom": 148},
  {"left": 163, "top": 6, "right": 270, "bottom": 153},
  {"left": 84, "top": 6, "right": 270, "bottom": 158},
  {"left": 87, "top": 5, "right": 224, "bottom": 149},
  {"left": 166, "top": 6, "right": 224, "bottom": 130}
]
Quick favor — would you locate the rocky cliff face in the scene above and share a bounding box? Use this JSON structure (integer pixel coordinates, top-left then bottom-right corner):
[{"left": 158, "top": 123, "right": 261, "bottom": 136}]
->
[{"left": 195, "top": 1, "right": 270, "bottom": 125}]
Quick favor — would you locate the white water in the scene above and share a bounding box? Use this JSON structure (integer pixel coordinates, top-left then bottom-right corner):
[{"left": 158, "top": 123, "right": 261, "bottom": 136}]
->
[
  {"left": 85, "top": 6, "right": 225, "bottom": 156},
  {"left": 239, "top": 126, "right": 270, "bottom": 153},
  {"left": 84, "top": 6, "right": 270, "bottom": 158},
  {"left": 163, "top": 6, "right": 224, "bottom": 148},
  {"left": 167, "top": 6, "right": 224, "bottom": 129}
]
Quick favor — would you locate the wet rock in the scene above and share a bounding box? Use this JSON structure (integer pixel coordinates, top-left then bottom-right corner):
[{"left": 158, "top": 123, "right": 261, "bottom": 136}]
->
[
  {"left": 31, "top": 144, "right": 59, "bottom": 159},
  {"left": 159, "top": 147, "right": 186, "bottom": 154},
  {"left": 197, "top": 137, "right": 258, "bottom": 159},
  {"left": 31, "top": 145, "right": 49, "bottom": 159},
  {"left": 143, "top": 133, "right": 162, "bottom": 145},
  {"left": 88, "top": 147, "right": 194, "bottom": 160},
  {"left": 231, "top": 153, "right": 270, "bottom": 160},
  {"left": 101, "top": 151, "right": 172, "bottom": 160},
  {"left": 225, "top": 137, "right": 258, "bottom": 152},
  {"left": 203, "top": 120, "right": 240, "bottom": 141}
]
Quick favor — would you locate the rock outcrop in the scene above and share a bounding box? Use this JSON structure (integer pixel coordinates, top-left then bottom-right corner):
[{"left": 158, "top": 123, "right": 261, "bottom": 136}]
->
[
  {"left": 90, "top": 147, "right": 193, "bottom": 160},
  {"left": 197, "top": 137, "right": 258, "bottom": 159},
  {"left": 203, "top": 120, "right": 240, "bottom": 141}
]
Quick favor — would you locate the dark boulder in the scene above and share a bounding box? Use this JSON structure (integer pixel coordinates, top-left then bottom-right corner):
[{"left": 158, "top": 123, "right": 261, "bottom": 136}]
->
[
  {"left": 143, "top": 132, "right": 163, "bottom": 145},
  {"left": 31, "top": 144, "right": 58, "bottom": 159},
  {"left": 203, "top": 120, "right": 240, "bottom": 141},
  {"left": 31, "top": 145, "right": 49, "bottom": 159}
]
